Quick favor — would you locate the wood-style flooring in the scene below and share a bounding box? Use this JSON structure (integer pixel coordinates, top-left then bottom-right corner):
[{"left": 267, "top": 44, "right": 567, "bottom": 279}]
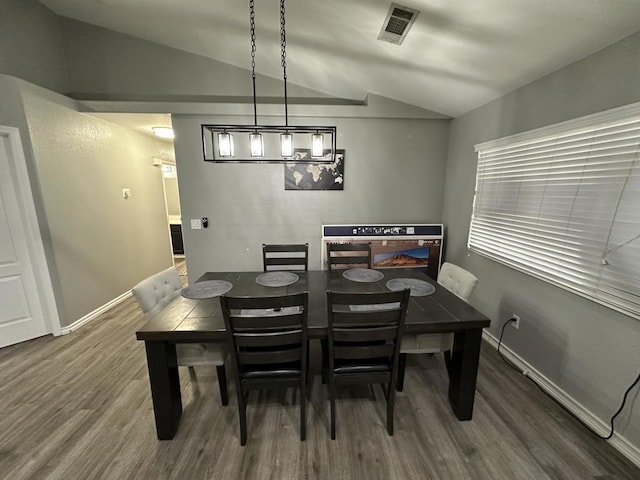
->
[{"left": 0, "top": 291, "right": 638, "bottom": 479}]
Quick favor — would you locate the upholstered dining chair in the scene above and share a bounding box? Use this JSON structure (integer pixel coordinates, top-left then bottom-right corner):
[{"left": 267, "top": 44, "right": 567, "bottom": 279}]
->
[
  {"left": 262, "top": 243, "right": 309, "bottom": 271},
  {"left": 397, "top": 262, "right": 478, "bottom": 391},
  {"left": 131, "top": 266, "right": 228, "bottom": 405},
  {"left": 326, "top": 288, "right": 410, "bottom": 439},
  {"left": 326, "top": 242, "right": 372, "bottom": 271},
  {"left": 220, "top": 292, "right": 309, "bottom": 446}
]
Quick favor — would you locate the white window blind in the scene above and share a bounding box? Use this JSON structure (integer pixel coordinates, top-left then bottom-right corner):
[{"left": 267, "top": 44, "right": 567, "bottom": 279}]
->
[{"left": 469, "top": 103, "right": 640, "bottom": 319}]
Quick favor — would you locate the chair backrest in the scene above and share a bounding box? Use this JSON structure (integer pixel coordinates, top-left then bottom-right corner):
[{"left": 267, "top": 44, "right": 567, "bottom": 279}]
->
[
  {"left": 326, "top": 289, "right": 410, "bottom": 377},
  {"left": 437, "top": 262, "right": 478, "bottom": 302},
  {"left": 326, "top": 242, "right": 372, "bottom": 271},
  {"left": 220, "top": 292, "right": 309, "bottom": 380},
  {"left": 262, "top": 243, "right": 309, "bottom": 271},
  {"left": 131, "top": 266, "right": 183, "bottom": 319}
]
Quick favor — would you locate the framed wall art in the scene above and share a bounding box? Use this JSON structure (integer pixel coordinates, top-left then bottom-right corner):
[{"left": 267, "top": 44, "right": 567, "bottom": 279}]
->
[{"left": 284, "top": 149, "right": 344, "bottom": 190}]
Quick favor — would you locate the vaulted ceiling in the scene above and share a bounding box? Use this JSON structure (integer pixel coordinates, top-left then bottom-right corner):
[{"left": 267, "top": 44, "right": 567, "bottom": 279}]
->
[{"left": 40, "top": 0, "right": 640, "bottom": 117}]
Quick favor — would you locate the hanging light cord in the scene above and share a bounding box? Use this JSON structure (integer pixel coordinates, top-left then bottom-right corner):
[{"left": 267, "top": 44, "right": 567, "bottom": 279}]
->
[
  {"left": 249, "top": 0, "right": 258, "bottom": 127},
  {"left": 280, "top": 0, "right": 289, "bottom": 127}
]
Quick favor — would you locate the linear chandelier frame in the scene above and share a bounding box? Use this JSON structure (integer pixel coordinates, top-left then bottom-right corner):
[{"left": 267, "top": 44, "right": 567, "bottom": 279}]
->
[
  {"left": 201, "top": 0, "right": 338, "bottom": 165},
  {"left": 202, "top": 124, "right": 337, "bottom": 164}
]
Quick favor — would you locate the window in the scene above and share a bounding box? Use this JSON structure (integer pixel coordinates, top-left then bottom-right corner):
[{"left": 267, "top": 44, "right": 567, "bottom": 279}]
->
[{"left": 469, "top": 103, "right": 640, "bottom": 319}]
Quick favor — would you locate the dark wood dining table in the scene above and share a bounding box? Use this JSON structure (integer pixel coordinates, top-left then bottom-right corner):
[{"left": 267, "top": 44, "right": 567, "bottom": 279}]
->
[{"left": 136, "top": 268, "right": 490, "bottom": 440}]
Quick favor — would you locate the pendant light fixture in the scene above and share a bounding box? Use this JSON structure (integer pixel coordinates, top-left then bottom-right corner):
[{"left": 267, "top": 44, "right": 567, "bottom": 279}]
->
[
  {"left": 311, "top": 132, "right": 324, "bottom": 157},
  {"left": 218, "top": 131, "right": 234, "bottom": 157},
  {"left": 201, "top": 0, "right": 337, "bottom": 164}
]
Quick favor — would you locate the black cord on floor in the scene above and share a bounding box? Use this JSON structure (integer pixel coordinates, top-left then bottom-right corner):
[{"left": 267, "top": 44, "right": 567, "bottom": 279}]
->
[
  {"left": 497, "top": 317, "right": 640, "bottom": 441},
  {"left": 604, "top": 371, "right": 640, "bottom": 440}
]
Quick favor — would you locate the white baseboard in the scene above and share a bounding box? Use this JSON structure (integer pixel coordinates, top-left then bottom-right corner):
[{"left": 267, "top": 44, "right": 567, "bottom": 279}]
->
[
  {"left": 60, "top": 291, "right": 132, "bottom": 335},
  {"left": 483, "top": 331, "right": 640, "bottom": 468}
]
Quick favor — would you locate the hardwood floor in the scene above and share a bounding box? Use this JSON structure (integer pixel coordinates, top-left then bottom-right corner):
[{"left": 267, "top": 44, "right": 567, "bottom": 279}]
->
[
  {"left": 1, "top": 296, "right": 638, "bottom": 479},
  {"left": 174, "top": 256, "right": 187, "bottom": 277}
]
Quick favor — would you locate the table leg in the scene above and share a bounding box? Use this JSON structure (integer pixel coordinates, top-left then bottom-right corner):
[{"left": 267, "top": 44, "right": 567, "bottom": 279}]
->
[
  {"left": 144, "top": 341, "right": 182, "bottom": 440},
  {"left": 447, "top": 328, "right": 483, "bottom": 421}
]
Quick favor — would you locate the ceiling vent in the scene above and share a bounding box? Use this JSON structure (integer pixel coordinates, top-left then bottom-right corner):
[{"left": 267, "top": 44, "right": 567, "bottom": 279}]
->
[{"left": 377, "top": 3, "right": 419, "bottom": 45}]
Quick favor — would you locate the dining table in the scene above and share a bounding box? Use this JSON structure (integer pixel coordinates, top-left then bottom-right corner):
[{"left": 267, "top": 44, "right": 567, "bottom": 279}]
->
[{"left": 136, "top": 267, "right": 491, "bottom": 440}]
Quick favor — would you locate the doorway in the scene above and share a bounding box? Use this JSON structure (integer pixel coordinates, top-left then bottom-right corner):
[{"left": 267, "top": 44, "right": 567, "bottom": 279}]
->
[{"left": 161, "top": 162, "right": 187, "bottom": 278}]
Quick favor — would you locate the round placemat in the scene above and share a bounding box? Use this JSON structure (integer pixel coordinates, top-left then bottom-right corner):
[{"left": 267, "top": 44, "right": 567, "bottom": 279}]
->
[
  {"left": 386, "top": 278, "right": 436, "bottom": 296},
  {"left": 181, "top": 280, "right": 233, "bottom": 299},
  {"left": 256, "top": 271, "right": 299, "bottom": 287},
  {"left": 342, "top": 268, "right": 384, "bottom": 283}
]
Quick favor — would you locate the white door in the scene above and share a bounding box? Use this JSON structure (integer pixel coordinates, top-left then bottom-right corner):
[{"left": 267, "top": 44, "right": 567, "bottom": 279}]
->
[{"left": 0, "top": 127, "right": 55, "bottom": 347}]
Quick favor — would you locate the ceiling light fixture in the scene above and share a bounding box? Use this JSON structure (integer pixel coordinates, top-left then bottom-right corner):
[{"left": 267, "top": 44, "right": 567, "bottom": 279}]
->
[
  {"left": 201, "top": 0, "right": 336, "bottom": 164},
  {"left": 152, "top": 126, "right": 175, "bottom": 139}
]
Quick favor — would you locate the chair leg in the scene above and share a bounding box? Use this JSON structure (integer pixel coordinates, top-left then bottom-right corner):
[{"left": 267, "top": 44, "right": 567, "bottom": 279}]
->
[
  {"left": 321, "top": 340, "right": 328, "bottom": 384},
  {"left": 305, "top": 341, "right": 313, "bottom": 395},
  {"left": 216, "top": 364, "right": 228, "bottom": 406},
  {"left": 396, "top": 353, "right": 407, "bottom": 391},
  {"left": 238, "top": 389, "right": 248, "bottom": 446},
  {"left": 329, "top": 382, "right": 336, "bottom": 440},
  {"left": 387, "top": 383, "right": 395, "bottom": 436},
  {"left": 300, "top": 383, "right": 306, "bottom": 441}
]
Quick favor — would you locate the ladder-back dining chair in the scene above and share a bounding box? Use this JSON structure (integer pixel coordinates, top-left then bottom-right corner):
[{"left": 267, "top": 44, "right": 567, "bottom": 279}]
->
[
  {"left": 326, "top": 242, "right": 372, "bottom": 271},
  {"left": 220, "top": 292, "right": 309, "bottom": 446},
  {"left": 397, "top": 261, "right": 478, "bottom": 391},
  {"left": 262, "top": 243, "right": 309, "bottom": 271},
  {"left": 325, "top": 288, "right": 410, "bottom": 439},
  {"left": 132, "top": 266, "right": 228, "bottom": 405}
]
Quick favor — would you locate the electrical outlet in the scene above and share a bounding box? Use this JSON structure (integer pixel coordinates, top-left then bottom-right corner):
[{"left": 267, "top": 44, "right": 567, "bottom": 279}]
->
[{"left": 510, "top": 314, "right": 520, "bottom": 329}]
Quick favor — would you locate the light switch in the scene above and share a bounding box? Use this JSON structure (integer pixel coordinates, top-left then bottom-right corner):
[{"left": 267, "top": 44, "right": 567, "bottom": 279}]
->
[
  {"left": 191, "top": 219, "right": 202, "bottom": 230},
  {"left": 122, "top": 188, "right": 131, "bottom": 199}
]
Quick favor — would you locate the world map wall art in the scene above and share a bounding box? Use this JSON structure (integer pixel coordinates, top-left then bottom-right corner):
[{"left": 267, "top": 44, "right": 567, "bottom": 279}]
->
[{"left": 284, "top": 149, "right": 345, "bottom": 190}]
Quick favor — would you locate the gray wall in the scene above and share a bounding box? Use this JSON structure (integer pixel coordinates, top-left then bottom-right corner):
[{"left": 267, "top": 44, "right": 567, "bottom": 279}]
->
[
  {"left": 0, "top": 0, "right": 68, "bottom": 93},
  {"left": 60, "top": 18, "right": 334, "bottom": 101},
  {"left": 0, "top": 74, "right": 174, "bottom": 327},
  {"left": 442, "top": 30, "right": 640, "bottom": 448},
  {"left": 173, "top": 115, "right": 450, "bottom": 281},
  {"left": 19, "top": 82, "right": 174, "bottom": 325}
]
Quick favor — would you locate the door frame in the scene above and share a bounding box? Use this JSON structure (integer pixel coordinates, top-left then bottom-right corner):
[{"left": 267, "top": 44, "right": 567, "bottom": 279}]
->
[{"left": 1, "top": 125, "right": 61, "bottom": 336}]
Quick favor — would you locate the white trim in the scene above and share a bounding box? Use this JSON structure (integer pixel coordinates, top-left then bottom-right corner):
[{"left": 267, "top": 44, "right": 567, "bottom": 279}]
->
[
  {"left": 475, "top": 100, "right": 640, "bottom": 152},
  {"left": 482, "top": 330, "right": 640, "bottom": 468},
  {"left": 0, "top": 125, "right": 62, "bottom": 336},
  {"left": 60, "top": 291, "right": 132, "bottom": 335}
]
